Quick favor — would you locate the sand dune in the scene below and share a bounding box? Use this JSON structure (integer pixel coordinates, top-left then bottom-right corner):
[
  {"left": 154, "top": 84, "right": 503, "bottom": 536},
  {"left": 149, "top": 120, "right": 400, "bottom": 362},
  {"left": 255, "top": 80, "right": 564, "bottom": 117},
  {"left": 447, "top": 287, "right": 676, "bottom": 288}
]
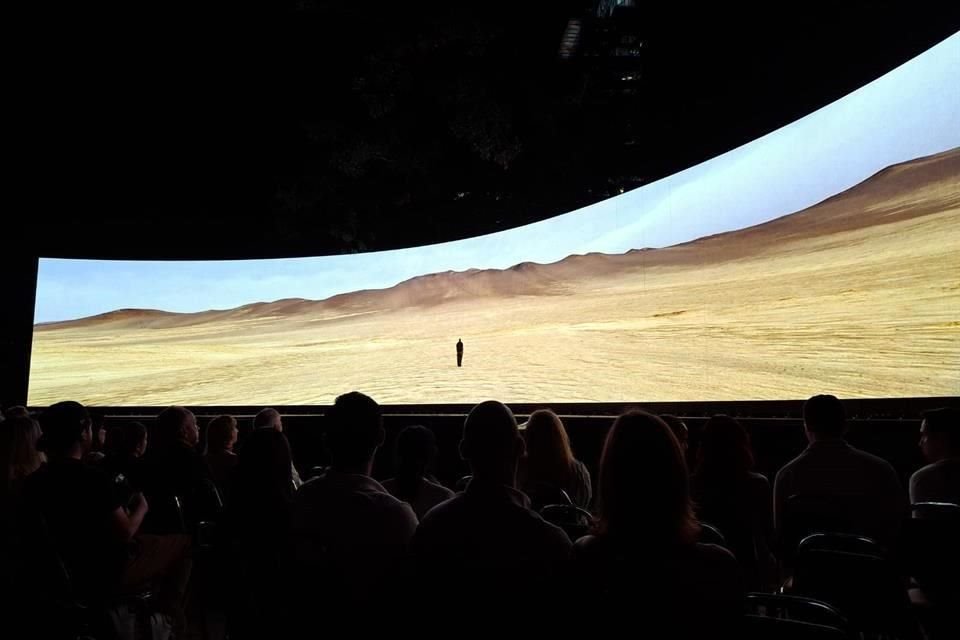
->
[{"left": 29, "top": 148, "right": 960, "bottom": 404}]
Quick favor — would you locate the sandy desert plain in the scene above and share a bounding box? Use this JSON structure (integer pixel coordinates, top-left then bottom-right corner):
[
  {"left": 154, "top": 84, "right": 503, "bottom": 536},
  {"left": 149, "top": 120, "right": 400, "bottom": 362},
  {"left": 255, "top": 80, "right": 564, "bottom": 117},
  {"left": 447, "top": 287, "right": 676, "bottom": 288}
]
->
[{"left": 28, "top": 148, "right": 960, "bottom": 405}]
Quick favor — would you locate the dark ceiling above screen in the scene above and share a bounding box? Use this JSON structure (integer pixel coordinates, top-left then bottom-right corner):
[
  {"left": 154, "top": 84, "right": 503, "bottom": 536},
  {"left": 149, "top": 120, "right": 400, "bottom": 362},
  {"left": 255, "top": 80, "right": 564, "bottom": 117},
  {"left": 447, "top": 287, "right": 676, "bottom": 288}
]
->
[{"left": 15, "top": 3, "right": 960, "bottom": 259}]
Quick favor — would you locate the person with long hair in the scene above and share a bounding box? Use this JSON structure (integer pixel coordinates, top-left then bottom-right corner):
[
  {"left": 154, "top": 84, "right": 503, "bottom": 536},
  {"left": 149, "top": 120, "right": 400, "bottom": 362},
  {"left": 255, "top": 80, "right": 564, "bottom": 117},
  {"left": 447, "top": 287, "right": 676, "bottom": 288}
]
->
[
  {"left": 226, "top": 428, "right": 296, "bottom": 638},
  {"left": 0, "top": 415, "right": 45, "bottom": 493},
  {"left": 571, "top": 410, "right": 742, "bottom": 634},
  {"left": 383, "top": 425, "right": 453, "bottom": 519},
  {"left": 520, "top": 409, "right": 592, "bottom": 509},
  {"left": 692, "top": 414, "right": 775, "bottom": 590},
  {"left": 1, "top": 415, "right": 46, "bottom": 535},
  {"left": 228, "top": 428, "right": 295, "bottom": 534}
]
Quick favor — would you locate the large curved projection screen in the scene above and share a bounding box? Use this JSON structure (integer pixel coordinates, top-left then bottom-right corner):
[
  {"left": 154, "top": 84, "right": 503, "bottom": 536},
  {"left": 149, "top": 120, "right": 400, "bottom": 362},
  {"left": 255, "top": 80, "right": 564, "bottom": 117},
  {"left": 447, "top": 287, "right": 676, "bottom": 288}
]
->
[{"left": 29, "top": 35, "right": 960, "bottom": 405}]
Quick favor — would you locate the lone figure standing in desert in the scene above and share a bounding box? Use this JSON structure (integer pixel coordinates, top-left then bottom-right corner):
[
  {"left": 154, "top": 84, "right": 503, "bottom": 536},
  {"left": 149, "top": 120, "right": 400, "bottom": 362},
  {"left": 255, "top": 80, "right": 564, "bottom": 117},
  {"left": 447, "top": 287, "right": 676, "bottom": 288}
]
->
[{"left": 456, "top": 339, "right": 464, "bottom": 367}]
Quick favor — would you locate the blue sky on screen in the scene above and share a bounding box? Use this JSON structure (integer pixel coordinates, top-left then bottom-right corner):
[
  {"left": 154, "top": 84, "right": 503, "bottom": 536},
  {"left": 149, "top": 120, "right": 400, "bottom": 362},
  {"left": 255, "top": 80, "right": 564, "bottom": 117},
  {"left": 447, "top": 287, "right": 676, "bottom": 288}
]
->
[{"left": 36, "top": 33, "right": 960, "bottom": 323}]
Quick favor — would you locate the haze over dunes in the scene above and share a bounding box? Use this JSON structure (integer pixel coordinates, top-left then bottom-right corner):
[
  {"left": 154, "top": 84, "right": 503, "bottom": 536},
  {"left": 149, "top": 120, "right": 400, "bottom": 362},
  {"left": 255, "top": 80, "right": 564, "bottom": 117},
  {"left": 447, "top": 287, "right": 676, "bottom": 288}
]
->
[{"left": 29, "top": 148, "right": 960, "bottom": 404}]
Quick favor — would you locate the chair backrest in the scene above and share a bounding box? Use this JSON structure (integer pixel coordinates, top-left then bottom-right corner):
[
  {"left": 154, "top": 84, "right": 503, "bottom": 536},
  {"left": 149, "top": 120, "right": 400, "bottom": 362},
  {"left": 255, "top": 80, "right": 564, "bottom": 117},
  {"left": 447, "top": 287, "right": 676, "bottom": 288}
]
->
[
  {"left": 780, "top": 493, "right": 882, "bottom": 565},
  {"left": 18, "top": 507, "right": 75, "bottom": 602},
  {"left": 903, "top": 502, "right": 960, "bottom": 596},
  {"left": 306, "top": 465, "right": 327, "bottom": 481},
  {"left": 540, "top": 503, "right": 593, "bottom": 541},
  {"left": 455, "top": 475, "right": 472, "bottom": 492},
  {"left": 203, "top": 478, "right": 224, "bottom": 512},
  {"left": 699, "top": 522, "right": 727, "bottom": 548},
  {"left": 911, "top": 501, "right": 960, "bottom": 521},
  {"left": 793, "top": 534, "right": 915, "bottom": 637},
  {"left": 743, "top": 615, "right": 851, "bottom": 640},
  {"left": 526, "top": 484, "right": 573, "bottom": 512},
  {"left": 142, "top": 493, "right": 187, "bottom": 535},
  {"left": 745, "top": 593, "right": 851, "bottom": 632},
  {"left": 797, "top": 532, "right": 886, "bottom": 557}
]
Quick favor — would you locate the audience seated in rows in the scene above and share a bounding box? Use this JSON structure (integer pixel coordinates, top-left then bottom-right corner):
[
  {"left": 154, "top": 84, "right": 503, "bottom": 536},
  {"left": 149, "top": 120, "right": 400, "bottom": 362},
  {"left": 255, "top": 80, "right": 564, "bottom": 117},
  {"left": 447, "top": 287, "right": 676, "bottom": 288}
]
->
[
  {"left": 255, "top": 407, "right": 302, "bottom": 487},
  {"left": 383, "top": 424, "right": 454, "bottom": 520},
  {"left": 520, "top": 409, "right": 592, "bottom": 510},
  {"left": 910, "top": 407, "right": 960, "bottom": 505},
  {"left": 4, "top": 391, "right": 953, "bottom": 638},
  {"left": 570, "top": 410, "right": 743, "bottom": 636},
  {"left": 774, "top": 394, "right": 908, "bottom": 552},
  {"left": 692, "top": 414, "right": 776, "bottom": 590},
  {"left": 413, "top": 401, "right": 572, "bottom": 616},
  {"left": 204, "top": 414, "right": 239, "bottom": 500},
  {"left": 293, "top": 392, "right": 417, "bottom": 607},
  {"left": 22, "top": 401, "right": 191, "bottom": 626}
]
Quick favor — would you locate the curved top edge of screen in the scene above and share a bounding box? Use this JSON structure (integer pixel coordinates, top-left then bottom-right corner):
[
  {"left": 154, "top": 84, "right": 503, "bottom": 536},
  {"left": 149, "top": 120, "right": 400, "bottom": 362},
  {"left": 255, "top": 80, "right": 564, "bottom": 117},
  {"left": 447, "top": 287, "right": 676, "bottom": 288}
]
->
[
  {"left": 42, "top": 32, "right": 960, "bottom": 263},
  {"left": 36, "top": 32, "right": 960, "bottom": 323}
]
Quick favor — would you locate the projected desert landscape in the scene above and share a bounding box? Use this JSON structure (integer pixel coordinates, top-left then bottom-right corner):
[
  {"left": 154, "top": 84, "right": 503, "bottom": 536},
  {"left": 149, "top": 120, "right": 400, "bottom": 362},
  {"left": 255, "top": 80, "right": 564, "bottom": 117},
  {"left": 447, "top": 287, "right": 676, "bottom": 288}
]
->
[{"left": 29, "top": 148, "right": 960, "bottom": 405}]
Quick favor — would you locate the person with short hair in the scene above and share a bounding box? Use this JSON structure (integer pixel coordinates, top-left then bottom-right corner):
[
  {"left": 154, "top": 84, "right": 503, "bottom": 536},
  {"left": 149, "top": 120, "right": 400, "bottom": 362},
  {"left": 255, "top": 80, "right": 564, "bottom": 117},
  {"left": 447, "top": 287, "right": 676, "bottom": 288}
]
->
[
  {"left": 293, "top": 392, "right": 417, "bottom": 608},
  {"left": 204, "top": 415, "right": 239, "bottom": 500},
  {"left": 413, "top": 401, "right": 571, "bottom": 615},
  {"left": 253, "top": 408, "right": 282, "bottom": 432},
  {"left": 139, "top": 406, "right": 214, "bottom": 530},
  {"left": 382, "top": 425, "right": 454, "bottom": 520},
  {"left": 253, "top": 408, "right": 301, "bottom": 487},
  {"left": 909, "top": 407, "right": 960, "bottom": 505},
  {"left": 774, "top": 394, "right": 907, "bottom": 549}
]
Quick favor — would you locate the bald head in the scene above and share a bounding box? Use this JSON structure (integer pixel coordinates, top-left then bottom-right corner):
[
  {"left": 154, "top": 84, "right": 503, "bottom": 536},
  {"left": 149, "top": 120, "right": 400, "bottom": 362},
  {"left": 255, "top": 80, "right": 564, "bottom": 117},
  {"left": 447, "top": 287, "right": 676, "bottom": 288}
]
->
[
  {"left": 157, "top": 406, "right": 198, "bottom": 448},
  {"left": 460, "top": 401, "right": 523, "bottom": 479},
  {"left": 254, "top": 408, "right": 282, "bottom": 432}
]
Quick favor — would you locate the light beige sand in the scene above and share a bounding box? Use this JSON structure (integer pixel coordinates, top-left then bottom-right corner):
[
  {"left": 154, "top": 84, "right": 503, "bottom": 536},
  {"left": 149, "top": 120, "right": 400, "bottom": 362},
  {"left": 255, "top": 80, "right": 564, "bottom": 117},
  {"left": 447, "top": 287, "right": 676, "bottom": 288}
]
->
[{"left": 28, "top": 149, "right": 960, "bottom": 405}]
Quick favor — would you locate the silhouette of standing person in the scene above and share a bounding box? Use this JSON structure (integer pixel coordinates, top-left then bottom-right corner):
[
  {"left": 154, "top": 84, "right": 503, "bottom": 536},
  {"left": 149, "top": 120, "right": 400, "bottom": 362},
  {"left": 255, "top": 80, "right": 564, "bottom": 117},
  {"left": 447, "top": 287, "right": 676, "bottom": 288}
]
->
[{"left": 456, "top": 339, "right": 464, "bottom": 367}]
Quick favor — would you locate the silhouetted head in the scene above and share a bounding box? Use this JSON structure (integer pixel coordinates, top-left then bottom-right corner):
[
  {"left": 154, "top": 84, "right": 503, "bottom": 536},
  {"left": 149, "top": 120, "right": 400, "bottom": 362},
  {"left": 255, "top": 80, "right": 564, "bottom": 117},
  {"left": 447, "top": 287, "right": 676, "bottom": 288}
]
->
[
  {"left": 37, "top": 401, "right": 92, "bottom": 458},
  {"left": 523, "top": 409, "right": 575, "bottom": 488},
  {"left": 695, "top": 414, "right": 754, "bottom": 482},
  {"left": 3, "top": 405, "right": 32, "bottom": 420},
  {"left": 325, "top": 392, "right": 383, "bottom": 471},
  {"left": 235, "top": 428, "right": 294, "bottom": 501},
  {"left": 0, "top": 415, "right": 45, "bottom": 483},
  {"left": 205, "top": 415, "right": 239, "bottom": 455},
  {"left": 157, "top": 406, "right": 199, "bottom": 449},
  {"left": 659, "top": 414, "right": 689, "bottom": 452},
  {"left": 254, "top": 408, "right": 282, "bottom": 432},
  {"left": 106, "top": 421, "right": 148, "bottom": 459},
  {"left": 803, "top": 394, "right": 846, "bottom": 441},
  {"left": 596, "top": 410, "right": 699, "bottom": 544},
  {"left": 396, "top": 425, "right": 438, "bottom": 478},
  {"left": 919, "top": 407, "right": 960, "bottom": 463},
  {"left": 460, "top": 401, "right": 524, "bottom": 484}
]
